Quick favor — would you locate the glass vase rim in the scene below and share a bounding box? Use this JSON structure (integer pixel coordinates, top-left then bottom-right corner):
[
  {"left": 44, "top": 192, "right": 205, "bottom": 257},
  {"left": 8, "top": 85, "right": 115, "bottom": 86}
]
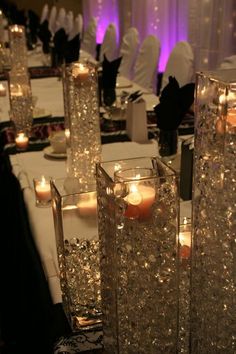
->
[{"left": 114, "top": 167, "right": 157, "bottom": 182}]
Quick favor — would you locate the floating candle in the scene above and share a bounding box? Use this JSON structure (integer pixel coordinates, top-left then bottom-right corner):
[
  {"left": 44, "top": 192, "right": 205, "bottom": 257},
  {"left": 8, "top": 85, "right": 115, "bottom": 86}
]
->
[
  {"left": 124, "top": 183, "right": 155, "bottom": 220},
  {"left": 72, "top": 63, "right": 89, "bottom": 83},
  {"left": 10, "top": 24, "right": 24, "bottom": 34}
]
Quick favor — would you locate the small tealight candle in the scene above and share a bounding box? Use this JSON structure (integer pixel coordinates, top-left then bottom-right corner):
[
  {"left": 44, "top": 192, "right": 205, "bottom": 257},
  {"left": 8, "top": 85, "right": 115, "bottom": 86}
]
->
[
  {"left": 77, "top": 192, "right": 97, "bottom": 217},
  {"left": 124, "top": 183, "right": 156, "bottom": 220},
  {"left": 34, "top": 176, "right": 51, "bottom": 207},
  {"left": 15, "top": 132, "right": 29, "bottom": 150},
  {"left": 0, "top": 83, "right": 6, "bottom": 96}
]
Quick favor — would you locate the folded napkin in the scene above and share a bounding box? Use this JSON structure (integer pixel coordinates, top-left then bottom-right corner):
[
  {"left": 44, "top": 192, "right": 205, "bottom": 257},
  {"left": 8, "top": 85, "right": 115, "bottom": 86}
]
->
[
  {"left": 64, "top": 34, "right": 80, "bottom": 64},
  {"left": 28, "top": 10, "right": 40, "bottom": 38},
  {"left": 102, "top": 55, "right": 122, "bottom": 106},
  {"left": 52, "top": 28, "right": 67, "bottom": 66},
  {"left": 26, "top": 10, "right": 40, "bottom": 49},
  {"left": 37, "top": 19, "right": 52, "bottom": 54},
  {"left": 154, "top": 76, "right": 195, "bottom": 130}
]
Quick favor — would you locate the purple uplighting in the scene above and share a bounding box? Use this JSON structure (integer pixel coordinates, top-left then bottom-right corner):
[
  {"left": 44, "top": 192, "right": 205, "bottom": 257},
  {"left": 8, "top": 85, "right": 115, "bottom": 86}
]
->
[
  {"left": 83, "top": 0, "right": 119, "bottom": 44},
  {"left": 82, "top": 0, "right": 188, "bottom": 71}
]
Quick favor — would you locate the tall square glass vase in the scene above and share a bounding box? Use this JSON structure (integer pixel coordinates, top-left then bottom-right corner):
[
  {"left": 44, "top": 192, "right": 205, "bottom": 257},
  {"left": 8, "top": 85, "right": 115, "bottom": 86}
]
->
[
  {"left": 8, "top": 70, "right": 33, "bottom": 135},
  {"left": 65, "top": 62, "right": 101, "bottom": 191},
  {"left": 190, "top": 69, "right": 236, "bottom": 353},
  {"left": 51, "top": 178, "right": 102, "bottom": 331},
  {"left": 96, "top": 156, "right": 179, "bottom": 354}
]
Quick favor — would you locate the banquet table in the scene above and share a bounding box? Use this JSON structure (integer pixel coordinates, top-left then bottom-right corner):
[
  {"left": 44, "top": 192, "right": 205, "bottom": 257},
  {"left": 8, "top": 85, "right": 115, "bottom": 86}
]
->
[
  {"left": 2, "top": 47, "right": 193, "bottom": 353},
  {"left": 2, "top": 46, "right": 193, "bottom": 303},
  {"left": 10, "top": 140, "right": 191, "bottom": 305},
  {"left": 0, "top": 49, "right": 160, "bottom": 123}
]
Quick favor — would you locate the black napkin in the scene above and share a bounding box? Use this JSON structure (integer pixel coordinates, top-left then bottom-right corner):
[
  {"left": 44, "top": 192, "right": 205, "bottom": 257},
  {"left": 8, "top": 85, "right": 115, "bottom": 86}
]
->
[
  {"left": 37, "top": 20, "right": 51, "bottom": 54},
  {"left": 52, "top": 28, "right": 67, "bottom": 66},
  {"left": 27, "top": 10, "right": 40, "bottom": 48},
  {"left": 7, "top": 3, "right": 27, "bottom": 26},
  {"left": 154, "top": 76, "right": 195, "bottom": 130},
  {"left": 101, "top": 54, "right": 122, "bottom": 106},
  {"left": 64, "top": 34, "right": 80, "bottom": 64}
]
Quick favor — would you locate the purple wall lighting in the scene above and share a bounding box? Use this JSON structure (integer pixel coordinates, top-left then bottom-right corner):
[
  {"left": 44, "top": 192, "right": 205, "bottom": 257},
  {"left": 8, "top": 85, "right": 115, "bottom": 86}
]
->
[
  {"left": 83, "top": 0, "right": 119, "bottom": 44},
  {"left": 83, "top": 0, "right": 188, "bottom": 72}
]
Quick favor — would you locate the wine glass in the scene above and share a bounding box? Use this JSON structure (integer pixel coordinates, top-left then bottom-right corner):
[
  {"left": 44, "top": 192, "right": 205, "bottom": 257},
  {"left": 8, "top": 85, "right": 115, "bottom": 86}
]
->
[{"left": 102, "top": 87, "right": 117, "bottom": 131}]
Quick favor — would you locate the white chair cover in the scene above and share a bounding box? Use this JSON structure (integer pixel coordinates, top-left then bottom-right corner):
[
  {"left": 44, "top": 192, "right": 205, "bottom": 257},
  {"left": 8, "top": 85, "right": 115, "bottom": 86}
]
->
[
  {"left": 77, "top": 14, "right": 83, "bottom": 36},
  {"left": 48, "top": 6, "right": 57, "bottom": 35},
  {"left": 68, "top": 14, "right": 83, "bottom": 41},
  {"left": 99, "top": 23, "right": 118, "bottom": 62},
  {"left": 65, "top": 11, "right": 74, "bottom": 35},
  {"left": 81, "top": 17, "right": 97, "bottom": 57},
  {"left": 161, "top": 41, "right": 194, "bottom": 92},
  {"left": 219, "top": 55, "right": 236, "bottom": 69},
  {"left": 55, "top": 7, "right": 66, "bottom": 32},
  {"left": 40, "top": 4, "right": 49, "bottom": 24},
  {"left": 119, "top": 27, "right": 140, "bottom": 79},
  {"left": 133, "top": 35, "right": 161, "bottom": 92}
]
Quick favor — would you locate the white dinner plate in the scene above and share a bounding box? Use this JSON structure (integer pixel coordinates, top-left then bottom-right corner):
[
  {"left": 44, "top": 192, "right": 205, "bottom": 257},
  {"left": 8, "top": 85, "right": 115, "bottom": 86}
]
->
[{"left": 43, "top": 146, "right": 67, "bottom": 159}]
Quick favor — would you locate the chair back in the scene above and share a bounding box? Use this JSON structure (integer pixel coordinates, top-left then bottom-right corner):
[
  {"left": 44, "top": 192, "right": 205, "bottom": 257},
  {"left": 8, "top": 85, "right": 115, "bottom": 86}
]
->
[
  {"left": 161, "top": 41, "right": 194, "bottom": 92},
  {"left": 65, "top": 11, "right": 74, "bottom": 35},
  {"left": 99, "top": 23, "right": 118, "bottom": 62},
  {"left": 40, "top": 4, "right": 49, "bottom": 24},
  {"left": 55, "top": 7, "right": 66, "bottom": 32},
  {"left": 133, "top": 34, "right": 161, "bottom": 92},
  {"left": 68, "top": 14, "right": 83, "bottom": 41},
  {"left": 48, "top": 6, "right": 57, "bottom": 35},
  {"left": 119, "top": 27, "right": 140, "bottom": 79},
  {"left": 81, "top": 17, "right": 97, "bottom": 57}
]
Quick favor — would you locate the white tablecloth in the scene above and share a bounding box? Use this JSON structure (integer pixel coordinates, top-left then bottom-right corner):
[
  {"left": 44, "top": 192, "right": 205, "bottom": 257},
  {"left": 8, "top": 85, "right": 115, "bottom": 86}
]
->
[
  {"left": 0, "top": 75, "right": 159, "bottom": 123},
  {"left": 10, "top": 140, "right": 191, "bottom": 304}
]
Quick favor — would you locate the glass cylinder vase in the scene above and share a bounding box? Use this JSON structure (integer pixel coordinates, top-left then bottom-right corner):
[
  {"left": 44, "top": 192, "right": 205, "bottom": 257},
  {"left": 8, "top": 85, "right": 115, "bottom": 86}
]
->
[
  {"left": 8, "top": 70, "right": 33, "bottom": 135},
  {"left": 64, "top": 62, "right": 101, "bottom": 190},
  {"left": 8, "top": 24, "right": 28, "bottom": 72},
  {"left": 51, "top": 177, "right": 102, "bottom": 331},
  {"left": 190, "top": 69, "right": 236, "bottom": 353},
  {"left": 96, "top": 156, "right": 179, "bottom": 354}
]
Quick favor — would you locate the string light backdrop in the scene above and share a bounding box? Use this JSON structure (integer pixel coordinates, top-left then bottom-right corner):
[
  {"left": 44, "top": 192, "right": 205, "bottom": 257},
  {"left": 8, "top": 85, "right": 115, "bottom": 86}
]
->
[{"left": 82, "top": 0, "right": 236, "bottom": 71}]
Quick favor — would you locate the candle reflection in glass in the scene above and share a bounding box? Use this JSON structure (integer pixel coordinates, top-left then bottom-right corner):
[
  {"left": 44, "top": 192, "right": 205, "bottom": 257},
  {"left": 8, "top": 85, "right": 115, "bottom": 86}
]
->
[{"left": 179, "top": 217, "right": 191, "bottom": 260}]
